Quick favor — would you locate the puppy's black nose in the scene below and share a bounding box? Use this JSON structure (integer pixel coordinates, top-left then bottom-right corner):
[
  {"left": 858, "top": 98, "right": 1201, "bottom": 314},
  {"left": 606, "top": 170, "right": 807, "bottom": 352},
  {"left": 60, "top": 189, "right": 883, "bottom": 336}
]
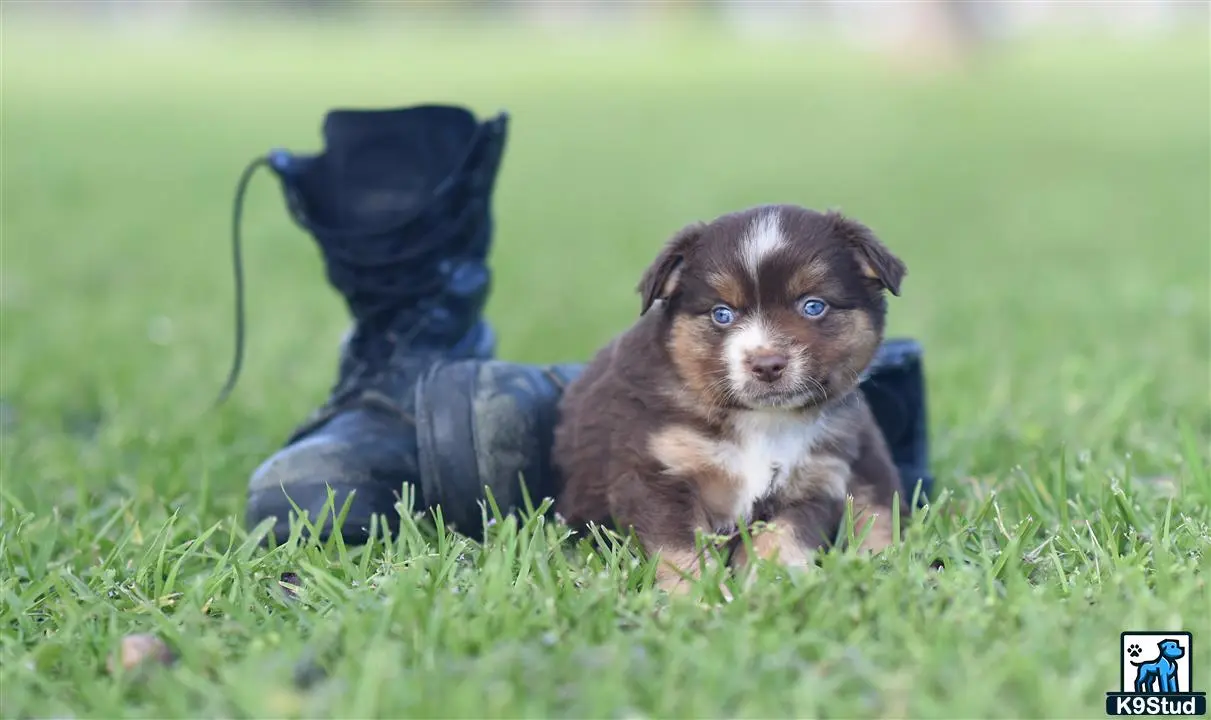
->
[{"left": 748, "top": 353, "right": 788, "bottom": 382}]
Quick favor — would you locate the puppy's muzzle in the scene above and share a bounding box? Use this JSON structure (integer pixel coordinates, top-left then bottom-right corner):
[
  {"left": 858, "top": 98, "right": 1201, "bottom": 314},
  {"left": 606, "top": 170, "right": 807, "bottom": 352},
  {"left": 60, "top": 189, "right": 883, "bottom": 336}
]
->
[{"left": 746, "top": 352, "right": 788, "bottom": 383}]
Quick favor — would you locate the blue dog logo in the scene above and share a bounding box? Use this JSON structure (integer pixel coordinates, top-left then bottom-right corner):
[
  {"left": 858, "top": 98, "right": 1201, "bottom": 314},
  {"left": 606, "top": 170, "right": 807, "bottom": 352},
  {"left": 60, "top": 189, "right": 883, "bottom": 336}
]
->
[
  {"left": 1131, "top": 638, "right": 1186, "bottom": 694},
  {"left": 1107, "top": 630, "right": 1206, "bottom": 716}
]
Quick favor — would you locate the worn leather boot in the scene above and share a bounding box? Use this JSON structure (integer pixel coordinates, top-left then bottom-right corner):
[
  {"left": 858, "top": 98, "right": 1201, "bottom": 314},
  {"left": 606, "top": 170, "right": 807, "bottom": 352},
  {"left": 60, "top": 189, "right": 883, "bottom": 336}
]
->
[{"left": 237, "top": 105, "right": 507, "bottom": 544}]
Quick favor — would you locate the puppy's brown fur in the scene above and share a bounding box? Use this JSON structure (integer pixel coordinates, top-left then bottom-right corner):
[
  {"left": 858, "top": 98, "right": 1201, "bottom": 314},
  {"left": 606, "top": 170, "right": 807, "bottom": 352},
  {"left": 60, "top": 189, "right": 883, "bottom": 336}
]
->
[{"left": 551, "top": 204, "right": 910, "bottom": 593}]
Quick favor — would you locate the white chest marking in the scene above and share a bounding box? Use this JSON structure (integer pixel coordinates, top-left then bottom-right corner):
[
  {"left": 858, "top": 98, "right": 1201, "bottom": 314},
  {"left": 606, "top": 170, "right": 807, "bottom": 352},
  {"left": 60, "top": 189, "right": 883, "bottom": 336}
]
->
[{"left": 718, "top": 410, "right": 827, "bottom": 521}]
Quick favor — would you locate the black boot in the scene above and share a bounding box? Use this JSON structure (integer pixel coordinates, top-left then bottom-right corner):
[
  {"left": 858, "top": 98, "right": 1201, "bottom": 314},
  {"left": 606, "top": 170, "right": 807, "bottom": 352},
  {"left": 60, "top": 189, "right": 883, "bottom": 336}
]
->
[
  {"left": 857, "top": 337, "right": 934, "bottom": 506},
  {"left": 235, "top": 105, "right": 507, "bottom": 545}
]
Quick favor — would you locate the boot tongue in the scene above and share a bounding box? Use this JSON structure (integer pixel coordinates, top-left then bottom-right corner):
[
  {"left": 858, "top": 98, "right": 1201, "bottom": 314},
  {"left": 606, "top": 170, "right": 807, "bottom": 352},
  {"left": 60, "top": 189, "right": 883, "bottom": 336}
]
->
[{"left": 319, "top": 105, "right": 478, "bottom": 229}]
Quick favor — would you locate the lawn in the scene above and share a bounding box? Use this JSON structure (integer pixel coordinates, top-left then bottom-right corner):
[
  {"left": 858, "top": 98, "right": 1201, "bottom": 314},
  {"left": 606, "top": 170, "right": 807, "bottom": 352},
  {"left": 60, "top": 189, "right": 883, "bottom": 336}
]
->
[{"left": 2, "top": 15, "right": 1209, "bottom": 719}]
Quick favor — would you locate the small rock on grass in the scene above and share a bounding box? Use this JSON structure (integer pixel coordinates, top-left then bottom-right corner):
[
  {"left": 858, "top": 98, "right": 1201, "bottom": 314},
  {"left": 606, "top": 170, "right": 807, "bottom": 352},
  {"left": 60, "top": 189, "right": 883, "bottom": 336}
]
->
[{"left": 106, "top": 633, "right": 175, "bottom": 675}]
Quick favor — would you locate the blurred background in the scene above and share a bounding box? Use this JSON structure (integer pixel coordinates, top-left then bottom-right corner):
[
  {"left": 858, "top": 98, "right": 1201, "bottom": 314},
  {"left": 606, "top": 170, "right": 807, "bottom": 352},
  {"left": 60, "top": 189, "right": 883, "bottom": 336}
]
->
[
  {"left": 2, "top": 1, "right": 1208, "bottom": 516},
  {"left": 11, "top": 0, "right": 1211, "bottom": 47}
]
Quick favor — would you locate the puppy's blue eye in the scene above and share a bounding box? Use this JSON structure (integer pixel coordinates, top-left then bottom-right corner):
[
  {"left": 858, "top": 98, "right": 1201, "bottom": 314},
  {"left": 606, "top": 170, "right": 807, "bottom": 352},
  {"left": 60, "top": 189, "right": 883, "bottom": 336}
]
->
[
  {"left": 801, "top": 298, "right": 828, "bottom": 318},
  {"left": 711, "top": 305, "right": 736, "bottom": 326}
]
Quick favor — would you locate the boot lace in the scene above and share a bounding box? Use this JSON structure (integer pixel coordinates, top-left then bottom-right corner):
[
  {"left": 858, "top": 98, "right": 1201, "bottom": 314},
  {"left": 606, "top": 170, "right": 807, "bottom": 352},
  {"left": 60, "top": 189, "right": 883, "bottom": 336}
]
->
[{"left": 213, "top": 144, "right": 487, "bottom": 408}]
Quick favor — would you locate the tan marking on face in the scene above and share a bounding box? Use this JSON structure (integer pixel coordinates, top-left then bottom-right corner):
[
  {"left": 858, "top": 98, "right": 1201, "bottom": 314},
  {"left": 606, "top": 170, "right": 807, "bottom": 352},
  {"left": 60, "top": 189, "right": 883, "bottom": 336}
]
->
[
  {"left": 668, "top": 315, "right": 720, "bottom": 407},
  {"left": 826, "top": 310, "right": 880, "bottom": 392},
  {"left": 708, "top": 271, "right": 746, "bottom": 309},
  {"left": 789, "top": 257, "right": 833, "bottom": 297}
]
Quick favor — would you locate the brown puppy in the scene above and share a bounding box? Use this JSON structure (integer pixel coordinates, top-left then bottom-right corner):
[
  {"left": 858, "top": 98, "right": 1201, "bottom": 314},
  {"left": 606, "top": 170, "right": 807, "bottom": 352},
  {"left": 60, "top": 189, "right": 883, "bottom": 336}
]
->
[{"left": 551, "top": 204, "right": 910, "bottom": 593}]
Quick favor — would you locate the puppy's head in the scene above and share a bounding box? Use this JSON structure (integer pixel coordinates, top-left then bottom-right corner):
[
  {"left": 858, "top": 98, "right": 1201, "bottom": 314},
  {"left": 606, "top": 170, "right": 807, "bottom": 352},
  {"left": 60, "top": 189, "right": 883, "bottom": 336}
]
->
[{"left": 639, "top": 204, "right": 905, "bottom": 411}]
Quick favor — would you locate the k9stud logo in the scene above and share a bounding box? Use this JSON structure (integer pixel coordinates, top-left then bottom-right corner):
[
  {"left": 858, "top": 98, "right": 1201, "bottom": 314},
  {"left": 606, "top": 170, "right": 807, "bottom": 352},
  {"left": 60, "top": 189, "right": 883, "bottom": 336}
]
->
[{"left": 1106, "top": 631, "right": 1206, "bottom": 716}]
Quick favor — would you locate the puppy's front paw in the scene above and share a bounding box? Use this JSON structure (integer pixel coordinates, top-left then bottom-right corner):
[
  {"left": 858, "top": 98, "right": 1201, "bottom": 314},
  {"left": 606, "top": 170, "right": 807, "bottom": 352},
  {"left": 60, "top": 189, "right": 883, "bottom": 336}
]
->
[
  {"left": 849, "top": 501, "right": 899, "bottom": 555},
  {"left": 652, "top": 547, "right": 704, "bottom": 596},
  {"left": 730, "top": 524, "right": 814, "bottom": 589}
]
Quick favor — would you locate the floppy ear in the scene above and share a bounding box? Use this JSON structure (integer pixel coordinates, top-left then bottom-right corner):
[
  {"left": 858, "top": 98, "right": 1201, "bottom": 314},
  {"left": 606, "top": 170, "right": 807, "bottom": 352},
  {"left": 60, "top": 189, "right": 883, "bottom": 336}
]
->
[
  {"left": 638, "top": 222, "right": 704, "bottom": 315},
  {"left": 828, "top": 212, "right": 906, "bottom": 296}
]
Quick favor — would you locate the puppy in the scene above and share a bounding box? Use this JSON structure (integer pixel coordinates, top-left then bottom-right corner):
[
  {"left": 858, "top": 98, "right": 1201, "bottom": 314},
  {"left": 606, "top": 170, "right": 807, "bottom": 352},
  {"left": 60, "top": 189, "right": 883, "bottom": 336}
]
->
[{"left": 550, "top": 204, "right": 910, "bottom": 593}]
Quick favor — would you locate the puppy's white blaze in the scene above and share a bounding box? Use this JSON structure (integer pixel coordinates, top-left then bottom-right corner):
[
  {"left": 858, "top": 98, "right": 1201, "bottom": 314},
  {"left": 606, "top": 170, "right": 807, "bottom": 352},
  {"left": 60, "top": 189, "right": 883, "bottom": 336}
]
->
[
  {"left": 720, "top": 409, "right": 829, "bottom": 522},
  {"left": 740, "top": 211, "right": 785, "bottom": 281},
  {"left": 724, "top": 315, "right": 773, "bottom": 389}
]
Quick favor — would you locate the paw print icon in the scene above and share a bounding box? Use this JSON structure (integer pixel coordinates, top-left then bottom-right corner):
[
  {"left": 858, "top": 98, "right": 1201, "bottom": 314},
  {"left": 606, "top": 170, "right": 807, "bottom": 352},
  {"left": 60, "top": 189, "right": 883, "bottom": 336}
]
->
[{"left": 1127, "top": 643, "right": 1142, "bottom": 658}]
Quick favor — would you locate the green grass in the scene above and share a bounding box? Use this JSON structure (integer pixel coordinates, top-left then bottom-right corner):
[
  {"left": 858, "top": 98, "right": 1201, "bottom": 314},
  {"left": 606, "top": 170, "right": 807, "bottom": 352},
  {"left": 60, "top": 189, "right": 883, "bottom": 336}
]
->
[{"left": 3, "top": 16, "right": 1210, "bottom": 719}]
